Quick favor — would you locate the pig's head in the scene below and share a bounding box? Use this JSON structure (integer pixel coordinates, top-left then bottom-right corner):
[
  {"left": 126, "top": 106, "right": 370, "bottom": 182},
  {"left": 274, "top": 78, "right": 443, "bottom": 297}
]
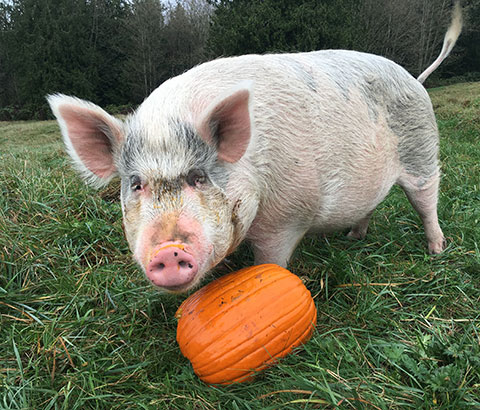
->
[{"left": 48, "top": 83, "right": 257, "bottom": 292}]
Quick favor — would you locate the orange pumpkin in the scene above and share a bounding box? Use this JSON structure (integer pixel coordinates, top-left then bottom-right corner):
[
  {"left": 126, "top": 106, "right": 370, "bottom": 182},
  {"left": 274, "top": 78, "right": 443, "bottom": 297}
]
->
[{"left": 175, "top": 264, "right": 317, "bottom": 385}]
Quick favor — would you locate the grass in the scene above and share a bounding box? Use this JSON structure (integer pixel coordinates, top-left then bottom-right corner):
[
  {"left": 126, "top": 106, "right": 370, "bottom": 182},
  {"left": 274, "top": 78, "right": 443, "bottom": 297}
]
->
[{"left": 1, "top": 82, "right": 479, "bottom": 409}]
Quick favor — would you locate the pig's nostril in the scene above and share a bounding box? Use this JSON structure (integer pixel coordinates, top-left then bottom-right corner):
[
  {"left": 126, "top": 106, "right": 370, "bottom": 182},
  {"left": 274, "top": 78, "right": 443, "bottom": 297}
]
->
[
  {"left": 158, "top": 263, "right": 165, "bottom": 270},
  {"left": 178, "top": 260, "right": 194, "bottom": 270}
]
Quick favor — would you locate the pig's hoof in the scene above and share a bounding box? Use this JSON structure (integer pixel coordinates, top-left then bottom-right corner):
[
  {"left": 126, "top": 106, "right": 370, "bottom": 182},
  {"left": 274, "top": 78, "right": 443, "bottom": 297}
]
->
[
  {"left": 346, "top": 229, "right": 366, "bottom": 241},
  {"left": 428, "top": 237, "right": 447, "bottom": 255}
]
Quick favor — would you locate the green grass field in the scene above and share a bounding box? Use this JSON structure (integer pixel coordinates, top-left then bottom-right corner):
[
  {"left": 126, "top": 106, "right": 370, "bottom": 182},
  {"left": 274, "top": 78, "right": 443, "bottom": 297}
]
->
[{"left": 1, "top": 82, "right": 479, "bottom": 409}]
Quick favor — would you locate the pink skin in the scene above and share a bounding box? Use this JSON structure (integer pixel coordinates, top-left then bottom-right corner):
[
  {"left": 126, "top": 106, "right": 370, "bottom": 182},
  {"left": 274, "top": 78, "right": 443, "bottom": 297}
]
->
[
  {"left": 58, "top": 105, "right": 122, "bottom": 179},
  {"left": 134, "top": 211, "right": 214, "bottom": 291},
  {"left": 197, "top": 87, "right": 252, "bottom": 163},
  {"left": 146, "top": 243, "right": 198, "bottom": 288}
]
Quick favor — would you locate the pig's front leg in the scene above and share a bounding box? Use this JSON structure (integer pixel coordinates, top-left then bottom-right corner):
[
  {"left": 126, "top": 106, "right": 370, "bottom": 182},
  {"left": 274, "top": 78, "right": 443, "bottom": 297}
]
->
[
  {"left": 249, "top": 225, "right": 308, "bottom": 268},
  {"left": 346, "top": 210, "right": 374, "bottom": 240}
]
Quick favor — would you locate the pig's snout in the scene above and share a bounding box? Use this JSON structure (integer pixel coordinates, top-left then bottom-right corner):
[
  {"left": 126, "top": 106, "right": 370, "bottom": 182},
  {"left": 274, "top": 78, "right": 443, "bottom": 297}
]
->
[{"left": 146, "top": 244, "right": 198, "bottom": 289}]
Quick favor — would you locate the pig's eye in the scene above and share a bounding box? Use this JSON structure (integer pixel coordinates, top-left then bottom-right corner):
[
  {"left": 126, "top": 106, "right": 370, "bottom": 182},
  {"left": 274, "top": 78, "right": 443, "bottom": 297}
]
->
[
  {"left": 130, "top": 176, "right": 144, "bottom": 192},
  {"left": 186, "top": 169, "right": 206, "bottom": 188}
]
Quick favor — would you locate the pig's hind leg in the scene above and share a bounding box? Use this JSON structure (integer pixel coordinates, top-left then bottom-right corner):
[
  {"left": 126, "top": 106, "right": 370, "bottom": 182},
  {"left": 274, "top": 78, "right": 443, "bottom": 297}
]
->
[
  {"left": 398, "top": 171, "right": 446, "bottom": 254},
  {"left": 392, "top": 97, "right": 445, "bottom": 254}
]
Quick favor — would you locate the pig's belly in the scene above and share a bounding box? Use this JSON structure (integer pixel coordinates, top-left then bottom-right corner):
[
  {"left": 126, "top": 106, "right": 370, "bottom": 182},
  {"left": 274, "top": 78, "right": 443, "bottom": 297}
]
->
[{"left": 309, "top": 163, "right": 402, "bottom": 232}]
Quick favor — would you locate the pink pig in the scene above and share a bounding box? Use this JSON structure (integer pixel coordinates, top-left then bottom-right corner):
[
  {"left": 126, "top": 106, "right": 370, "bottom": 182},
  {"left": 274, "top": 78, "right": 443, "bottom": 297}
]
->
[{"left": 48, "top": 6, "right": 461, "bottom": 292}]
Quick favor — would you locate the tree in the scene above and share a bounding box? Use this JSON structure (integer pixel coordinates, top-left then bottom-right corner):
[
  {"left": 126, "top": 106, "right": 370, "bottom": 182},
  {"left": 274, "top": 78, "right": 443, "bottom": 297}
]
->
[
  {"left": 0, "top": 0, "right": 132, "bottom": 118},
  {"left": 449, "top": 0, "right": 480, "bottom": 80},
  {"left": 88, "top": 0, "right": 132, "bottom": 105},
  {"left": 413, "top": 0, "right": 451, "bottom": 76},
  {"left": 123, "top": 0, "right": 166, "bottom": 101},
  {"left": 121, "top": 0, "right": 212, "bottom": 102},
  {"left": 1, "top": 0, "right": 96, "bottom": 111},
  {"left": 1, "top": 0, "right": 477, "bottom": 119},
  {"left": 207, "top": 0, "right": 476, "bottom": 80},
  {"left": 0, "top": 2, "right": 16, "bottom": 109},
  {"left": 207, "top": 0, "right": 364, "bottom": 56},
  {"left": 163, "top": 0, "right": 212, "bottom": 77}
]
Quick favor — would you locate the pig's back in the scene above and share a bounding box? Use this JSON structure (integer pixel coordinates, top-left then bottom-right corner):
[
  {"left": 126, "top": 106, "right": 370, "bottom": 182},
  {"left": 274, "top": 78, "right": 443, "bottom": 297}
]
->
[
  {"left": 180, "top": 49, "right": 431, "bottom": 117},
  {"left": 156, "top": 51, "right": 437, "bottom": 231}
]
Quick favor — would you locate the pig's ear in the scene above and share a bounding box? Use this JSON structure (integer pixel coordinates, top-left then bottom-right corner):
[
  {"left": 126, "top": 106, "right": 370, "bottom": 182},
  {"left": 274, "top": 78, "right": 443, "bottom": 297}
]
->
[
  {"left": 47, "top": 94, "right": 124, "bottom": 188},
  {"left": 197, "top": 82, "right": 253, "bottom": 163}
]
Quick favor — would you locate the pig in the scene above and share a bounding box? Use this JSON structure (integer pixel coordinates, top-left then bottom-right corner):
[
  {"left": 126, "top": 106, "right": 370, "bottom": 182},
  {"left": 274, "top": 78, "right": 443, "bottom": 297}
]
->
[{"left": 48, "top": 5, "right": 462, "bottom": 292}]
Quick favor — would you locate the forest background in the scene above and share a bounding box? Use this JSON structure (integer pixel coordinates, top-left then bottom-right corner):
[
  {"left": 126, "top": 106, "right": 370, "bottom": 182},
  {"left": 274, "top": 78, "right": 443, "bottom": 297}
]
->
[{"left": 0, "top": 0, "right": 479, "bottom": 120}]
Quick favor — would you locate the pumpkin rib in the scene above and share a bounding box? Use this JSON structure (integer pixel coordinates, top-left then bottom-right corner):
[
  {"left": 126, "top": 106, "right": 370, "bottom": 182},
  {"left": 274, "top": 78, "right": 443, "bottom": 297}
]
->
[
  {"left": 179, "top": 275, "right": 294, "bottom": 347},
  {"left": 180, "top": 264, "right": 290, "bottom": 316},
  {"left": 182, "top": 264, "right": 291, "bottom": 312},
  {"left": 181, "top": 278, "right": 307, "bottom": 364},
  {"left": 202, "top": 305, "right": 316, "bottom": 385},
  {"left": 222, "top": 312, "right": 316, "bottom": 386},
  {"left": 178, "top": 265, "right": 287, "bottom": 322},
  {"left": 179, "top": 272, "right": 296, "bottom": 345},
  {"left": 193, "top": 289, "right": 316, "bottom": 377},
  {"left": 182, "top": 264, "right": 283, "bottom": 313},
  {"left": 201, "top": 301, "right": 317, "bottom": 384},
  {"left": 262, "top": 301, "right": 317, "bottom": 358},
  {"left": 191, "top": 289, "right": 313, "bottom": 373}
]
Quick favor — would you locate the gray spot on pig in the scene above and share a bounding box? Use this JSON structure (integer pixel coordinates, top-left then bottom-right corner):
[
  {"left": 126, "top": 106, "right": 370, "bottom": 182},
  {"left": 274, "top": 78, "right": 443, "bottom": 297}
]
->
[
  {"left": 386, "top": 94, "right": 439, "bottom": 178},
  {"left": 308, "top": 51, "right": 388, "bottom": 121},
  {"left": 306, "top": 50, "right": 439, "bottom": 178},
  {"left": 175, "top": 121, "right": 214, "bottom": 167},
  {"left": 118, "top": 129, "right": 146, "bottom": 176},
  {"left": 118, "top": 119, "right": 231, "bottom": 198},
  {"left": 120, "top": 121, "right": 199, "bottom": 172},
  {"left": 173, "top": 121, "right": 229, "bottom": 190}
]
